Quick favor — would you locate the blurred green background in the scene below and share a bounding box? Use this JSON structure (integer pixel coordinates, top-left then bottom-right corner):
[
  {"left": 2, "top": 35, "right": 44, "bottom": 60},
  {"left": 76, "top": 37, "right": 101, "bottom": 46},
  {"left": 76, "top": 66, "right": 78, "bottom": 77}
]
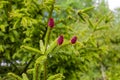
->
[{"left": 0, "top": 0, "right": 120, "bottom": 80}]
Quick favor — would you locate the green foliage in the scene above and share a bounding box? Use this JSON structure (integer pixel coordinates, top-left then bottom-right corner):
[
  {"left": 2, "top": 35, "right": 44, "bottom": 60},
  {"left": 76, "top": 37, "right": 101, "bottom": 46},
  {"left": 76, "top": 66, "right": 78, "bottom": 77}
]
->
[
  {"left": 47, "top": 73, "right": 64, "bottom": 80},
  {"left": 8, "top": 72, "right": 22, "bottom": 80},
  {"left": 0, "top": 0, "right": 120, "bottom": 80}
]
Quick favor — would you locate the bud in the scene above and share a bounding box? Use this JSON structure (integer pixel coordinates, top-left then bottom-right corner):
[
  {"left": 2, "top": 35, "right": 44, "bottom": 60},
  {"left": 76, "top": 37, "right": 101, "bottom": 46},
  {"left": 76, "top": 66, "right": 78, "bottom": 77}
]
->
[
  {"left": 71, "top": 36, "right": 77, "bottom": 44},
  {"left": 48, "top": 18, "right": 54, "bottom": 28},
  {"left": 57, "top": 35, "right": 64, "bottom": 45}
]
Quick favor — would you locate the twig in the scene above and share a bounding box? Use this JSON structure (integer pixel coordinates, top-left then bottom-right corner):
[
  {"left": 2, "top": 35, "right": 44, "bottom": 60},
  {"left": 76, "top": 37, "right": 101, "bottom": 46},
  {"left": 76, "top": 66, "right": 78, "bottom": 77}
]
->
[
  {"left": 100, "top": 64, "right": 107, "bottom": 80},
  {"left": 20, "top": 54, "right": 35, "bottom": 75}
]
